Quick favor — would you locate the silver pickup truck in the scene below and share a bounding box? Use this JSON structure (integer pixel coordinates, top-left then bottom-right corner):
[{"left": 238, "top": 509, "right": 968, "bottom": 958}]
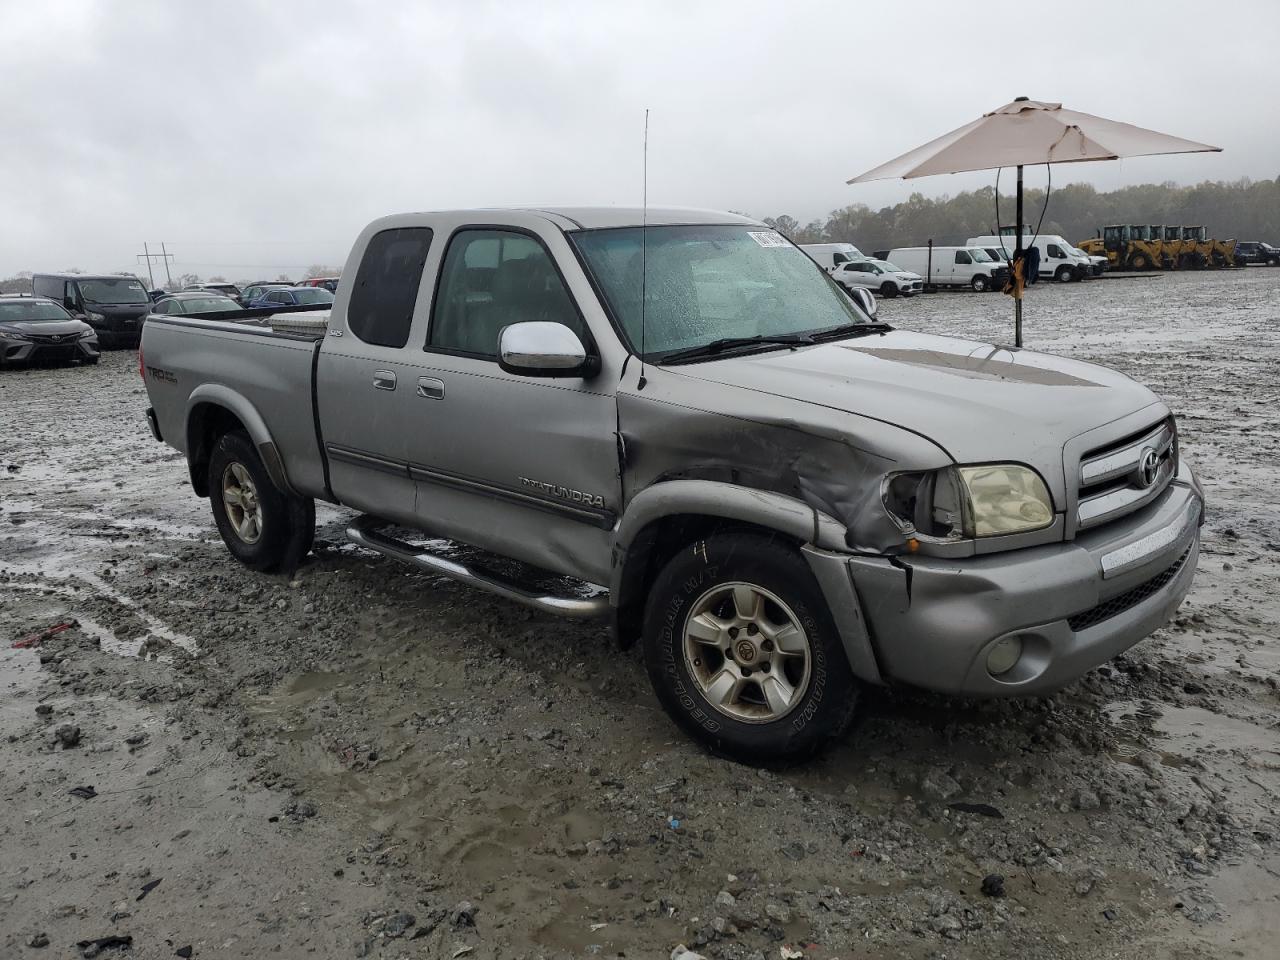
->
[{"left": 141, "top": 207, "right": 1203, "bottom": 760}]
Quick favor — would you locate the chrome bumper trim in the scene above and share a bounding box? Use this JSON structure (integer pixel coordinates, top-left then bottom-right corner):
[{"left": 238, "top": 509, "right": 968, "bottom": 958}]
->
[{"left": 1099, "top": 495, "right": 1201, "bottom": 580}]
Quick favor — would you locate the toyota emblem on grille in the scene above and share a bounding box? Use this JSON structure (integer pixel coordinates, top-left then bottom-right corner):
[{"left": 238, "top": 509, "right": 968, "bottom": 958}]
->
[{"left": 1137, "top": 447, "right": 1159, "bottom": 488}]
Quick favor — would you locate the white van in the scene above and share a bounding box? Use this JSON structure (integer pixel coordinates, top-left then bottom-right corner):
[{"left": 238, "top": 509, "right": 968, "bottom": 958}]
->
[
  {"left": 883, "top": 246, "right": 1008, "bottom": 292},
  {"left": 799, "top": 242, "right": 864, "bottom": 272},
  {"left": 967, "top": 233, "right": 1090, "bottom": 283}
]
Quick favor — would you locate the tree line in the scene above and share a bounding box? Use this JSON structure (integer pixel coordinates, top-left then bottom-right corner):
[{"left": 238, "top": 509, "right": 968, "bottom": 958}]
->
[{"left": 761, "top": 176, "right": 1280, "bottom": 252}]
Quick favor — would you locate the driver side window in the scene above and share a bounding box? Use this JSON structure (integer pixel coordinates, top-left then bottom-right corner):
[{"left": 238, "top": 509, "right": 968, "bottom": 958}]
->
[
  {"left": 955, "top": 251, "right": 972, "bottom": 265},
  {"left": 428, "top": 229, "right": 585, "bottom": 359}
]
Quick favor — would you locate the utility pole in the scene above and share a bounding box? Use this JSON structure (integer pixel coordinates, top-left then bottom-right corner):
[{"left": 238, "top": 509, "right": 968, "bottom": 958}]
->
[
  {"left": 160, "top": 242, "right": 174, "bottom": 287},
  {"left": 139, "top": 243, "right": 155, "bottom": 289},
  {"left": 136, "top": 243, "right": 176, "bottom": 289}
]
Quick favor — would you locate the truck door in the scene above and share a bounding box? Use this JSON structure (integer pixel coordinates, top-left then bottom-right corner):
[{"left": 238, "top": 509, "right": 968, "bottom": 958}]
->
[
  {"left": 408, "top": 226, "right": 620, "bottom": 586},
  {"left": 315, "top": 227, "right": 436, "bottom": 526}
]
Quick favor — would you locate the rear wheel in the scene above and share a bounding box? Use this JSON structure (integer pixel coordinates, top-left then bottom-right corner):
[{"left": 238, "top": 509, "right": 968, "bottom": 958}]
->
[
  {"left": 970, "top": 275, "right": 988, "bottom": 292},
  {"left": 642, "top": 531, "right": 859, "bottom": 762},
  {"left": 208, "top": 429, "right": 314, "bottom": 573},
  {"left": 1129, "top": 253, "right": 1150, "bottom": 271},
  {"left": 879, "top": 282, "right": 898, "bottom": 298}
]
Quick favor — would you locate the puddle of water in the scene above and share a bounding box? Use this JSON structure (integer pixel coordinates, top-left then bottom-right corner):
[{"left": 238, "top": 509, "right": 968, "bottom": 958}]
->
[
  {"left": 288, "top": 670, "right": 346, "bottom": 695},
  {"left": 0, "top": 647, "right": 42, "bottom": 723},
  {"left": 3, "top": 562, "right": 199, "bottom": 660}
]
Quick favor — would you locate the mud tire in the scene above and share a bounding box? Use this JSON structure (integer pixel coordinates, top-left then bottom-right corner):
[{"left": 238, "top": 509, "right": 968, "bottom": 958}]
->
[
  {"left": 641, "top": 531, "right": 858, "bottom": 763},
  {"left": 208, "top": 429, "right": 314, "bottom": 573}
]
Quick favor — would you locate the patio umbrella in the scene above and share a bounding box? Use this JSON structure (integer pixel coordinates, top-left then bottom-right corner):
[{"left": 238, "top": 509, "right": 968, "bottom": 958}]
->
[{"left": 847, "top": 98, "right": 1220, "bottom": 346}]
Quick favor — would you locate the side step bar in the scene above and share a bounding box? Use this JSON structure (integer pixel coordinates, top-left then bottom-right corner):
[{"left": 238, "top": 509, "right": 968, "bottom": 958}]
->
[{"left": 346, "top": 515, "right": 610, "bottom": 620}]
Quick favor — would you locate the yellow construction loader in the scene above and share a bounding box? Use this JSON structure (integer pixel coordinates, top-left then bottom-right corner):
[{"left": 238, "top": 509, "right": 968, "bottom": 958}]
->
[
  {"left": 1177, "top": 226, "right": 1235, "bottom": 268},
  {"left": 1125, "top": 226, "right": 1164, "bottom": 270},
  {"left": 1077, "top": 225, "right": 1166, "bottom": 270},
  {"left": 1160, "top": 225, "right": 1184, "bottom": 265}
]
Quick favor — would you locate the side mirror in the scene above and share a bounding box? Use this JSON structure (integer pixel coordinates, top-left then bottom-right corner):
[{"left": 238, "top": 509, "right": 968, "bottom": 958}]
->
[
  {"left": 498, "top": 321, "right": 596, "bottom": 378},
  {"left": 846, "top": 286, "right": 878, "bottom": 318}
]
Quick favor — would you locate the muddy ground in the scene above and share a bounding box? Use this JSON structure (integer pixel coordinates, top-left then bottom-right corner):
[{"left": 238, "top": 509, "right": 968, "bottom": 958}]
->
[{"left": 2, "top": 268, "right": 1277, "bottom": 960}]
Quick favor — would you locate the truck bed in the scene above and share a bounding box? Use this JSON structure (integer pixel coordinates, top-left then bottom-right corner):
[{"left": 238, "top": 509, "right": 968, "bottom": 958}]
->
[{"left": 142, "top": 316, "right": 329, "bottom": 501}]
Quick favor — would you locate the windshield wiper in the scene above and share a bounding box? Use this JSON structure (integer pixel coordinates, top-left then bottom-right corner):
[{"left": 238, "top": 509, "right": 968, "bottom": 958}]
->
[
  {"left": 657, "top": 333, "right": 816, "bottom": 365},
  {"left": 809, "top": 321, "right": 893, "bottom": 342}
]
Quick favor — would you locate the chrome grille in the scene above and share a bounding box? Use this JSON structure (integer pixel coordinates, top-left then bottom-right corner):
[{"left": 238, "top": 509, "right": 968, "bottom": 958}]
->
[{"left": 1076, "top": 419, "right": 1175, "bottom": 530}]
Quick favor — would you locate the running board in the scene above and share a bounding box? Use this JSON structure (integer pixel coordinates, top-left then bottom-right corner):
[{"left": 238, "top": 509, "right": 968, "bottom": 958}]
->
[{"left": 346, "top": 515, "right": 610, "bottom": 620}]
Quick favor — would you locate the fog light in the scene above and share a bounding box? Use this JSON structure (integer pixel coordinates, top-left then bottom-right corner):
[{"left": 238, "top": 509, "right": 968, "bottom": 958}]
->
[{"left": 986, "top": 636, "right": 1023, "bottom": 676}]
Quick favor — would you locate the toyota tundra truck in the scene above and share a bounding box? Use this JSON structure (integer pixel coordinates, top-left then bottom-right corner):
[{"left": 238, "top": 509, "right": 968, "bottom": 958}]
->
[{"left": 140, "top": 207, "right": 1203, "bottom": 760}]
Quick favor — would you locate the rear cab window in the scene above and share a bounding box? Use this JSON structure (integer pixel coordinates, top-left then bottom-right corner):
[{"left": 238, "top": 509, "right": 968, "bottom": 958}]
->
[{"left": 346, "top": 227, "right": 434, "bottom": 348}]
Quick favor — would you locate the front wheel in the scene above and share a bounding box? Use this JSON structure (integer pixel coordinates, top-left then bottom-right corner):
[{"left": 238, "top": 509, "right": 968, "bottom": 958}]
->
[
  {"left": 879, "top": 282, "right": 898, "bottom": 298},
  {"left": 642, "top": 531, "right": 858, "bottom": 762},
  {"left": 970, "top": 274, "right": 988, "bottom": 292},
  {"left": 208, "top": 429, "right": 314, "bottom": 573}
]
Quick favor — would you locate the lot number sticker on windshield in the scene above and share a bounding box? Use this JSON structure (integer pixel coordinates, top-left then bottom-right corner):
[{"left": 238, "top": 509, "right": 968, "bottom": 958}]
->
[{"left": 748, "top": 231, "right": 788, "bottom": 248}]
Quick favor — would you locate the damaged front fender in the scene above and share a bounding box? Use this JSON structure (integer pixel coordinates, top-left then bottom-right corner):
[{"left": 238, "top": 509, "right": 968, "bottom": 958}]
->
[{"left": 616, "top": 365, "right": 954, "bottom": 554}]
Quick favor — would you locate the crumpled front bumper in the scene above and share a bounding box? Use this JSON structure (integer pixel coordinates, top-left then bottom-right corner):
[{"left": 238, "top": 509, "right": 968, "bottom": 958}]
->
[{"left": 813, "top": 461, "right": 1203, "bottom": 697}]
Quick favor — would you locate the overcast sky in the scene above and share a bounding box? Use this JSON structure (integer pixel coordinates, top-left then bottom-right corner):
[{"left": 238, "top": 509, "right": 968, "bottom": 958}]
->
[{"left": 3, "top": 1, "right": 1277, "bottom": 281}]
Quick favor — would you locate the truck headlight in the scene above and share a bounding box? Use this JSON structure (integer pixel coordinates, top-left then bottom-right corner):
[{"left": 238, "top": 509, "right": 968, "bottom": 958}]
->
[
  {"left": 883, "top": 464, "right": 1054, "bottom": 541},
  {"left": 87, "top": 311, "right": 106, "bottom": 323}
]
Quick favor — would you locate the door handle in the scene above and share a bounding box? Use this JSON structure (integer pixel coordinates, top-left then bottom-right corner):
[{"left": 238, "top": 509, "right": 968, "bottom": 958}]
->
[
  {"left": 373, "top": 370, "right": 397, "bottom": 391},
  {"left": 416, "top": 377, "right": 445, "bottom": 400}
]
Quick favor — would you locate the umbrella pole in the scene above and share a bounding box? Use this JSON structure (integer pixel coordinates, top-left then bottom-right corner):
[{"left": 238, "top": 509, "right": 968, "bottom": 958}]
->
[{"left": 1015, "top": 163, "right": 1024, "bottom": 348}]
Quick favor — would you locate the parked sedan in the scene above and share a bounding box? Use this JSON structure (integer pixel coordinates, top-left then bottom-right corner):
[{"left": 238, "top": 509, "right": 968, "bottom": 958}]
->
[
  {"left": 247, "top": 286, "right": 335, "bottom": 308},
  {"left": 299, "top": 276, "right": 340, "bottom": 292},
  {"left": 239, "top": 282, "right": 293, "bottom": 305},
  {"left": 0, "top": 294, "right": 99, "bottom": 367},
  {"left": 151, "top": 292, "right": 242, "bottom": 316},
  {"left": 831, "top": 258, "right": 923, "bottom": 297},
  {"left": 184, "top": 281, "right": 244, "bottom": 303}
]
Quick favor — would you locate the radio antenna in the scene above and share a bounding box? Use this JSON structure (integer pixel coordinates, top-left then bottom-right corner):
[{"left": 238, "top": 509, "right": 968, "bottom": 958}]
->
[{"left": 637, "top": 108, "right": 649, "bottom": 390}]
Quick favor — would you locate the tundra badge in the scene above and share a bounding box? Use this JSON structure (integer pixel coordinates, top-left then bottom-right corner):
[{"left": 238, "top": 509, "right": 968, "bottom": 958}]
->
[{"left": 519, "top": 477, "right": 605, "bottom": 508}]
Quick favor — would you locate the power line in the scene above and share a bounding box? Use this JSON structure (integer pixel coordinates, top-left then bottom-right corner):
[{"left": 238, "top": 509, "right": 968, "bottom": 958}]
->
[{"left": 136, "top": 242, "right": 175, "bottom": 288}]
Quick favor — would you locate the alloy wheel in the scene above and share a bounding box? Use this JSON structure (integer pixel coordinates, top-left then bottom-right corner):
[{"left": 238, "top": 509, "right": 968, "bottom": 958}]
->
[
  {"left": 221, "top": 461, "right": 263, "bottom": 544},
  {"left": 682, "top": 581, "right": 812, "bottom": 723}
]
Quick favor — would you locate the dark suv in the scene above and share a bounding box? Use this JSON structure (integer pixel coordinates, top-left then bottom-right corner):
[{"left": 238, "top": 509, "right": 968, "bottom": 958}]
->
[
  {"left": 1233, "top": 241, "right": 1280, "bottom": 267},
  {"left": 31, "top": 273, "right": 152, "bottom": 347}
]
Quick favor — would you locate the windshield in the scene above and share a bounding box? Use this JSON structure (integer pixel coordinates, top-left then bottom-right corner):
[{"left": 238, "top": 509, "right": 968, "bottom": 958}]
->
[
  {"left": 293, "top": 288, "right": 334, "bottom": 304},
  {"left": 184, "top": 297, "right": 239, "bottom": 312},
  {"left": 968, "top": 248, "right": 993, "bottom": 262},
  {"left": 572, "top": 225, "right": 871, "bottom": 359},
  {"left": 79, "top": 277, "right": 150, "bottom": 304},
  {"left": 873, "top": 260, "right": 905, "bottom": 273},
  {"left": 0, "top": 301, "right": 72, "bottom": 323}
]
